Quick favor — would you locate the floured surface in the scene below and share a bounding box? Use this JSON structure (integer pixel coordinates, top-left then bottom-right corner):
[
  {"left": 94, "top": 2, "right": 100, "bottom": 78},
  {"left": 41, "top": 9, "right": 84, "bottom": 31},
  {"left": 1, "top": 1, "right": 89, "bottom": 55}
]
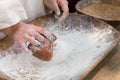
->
[{"left": 0, "top": 14, "right": 119, "bottom": 80}]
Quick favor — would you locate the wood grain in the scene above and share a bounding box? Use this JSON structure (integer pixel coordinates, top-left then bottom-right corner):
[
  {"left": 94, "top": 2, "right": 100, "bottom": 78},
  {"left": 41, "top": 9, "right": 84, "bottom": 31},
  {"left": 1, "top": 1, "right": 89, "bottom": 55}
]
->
[
  {"left": 92, "top": 42, "right": 120, "bottom": 80},
  {"left": 0, "top": 14, "right": 119, "bottom": 80}
]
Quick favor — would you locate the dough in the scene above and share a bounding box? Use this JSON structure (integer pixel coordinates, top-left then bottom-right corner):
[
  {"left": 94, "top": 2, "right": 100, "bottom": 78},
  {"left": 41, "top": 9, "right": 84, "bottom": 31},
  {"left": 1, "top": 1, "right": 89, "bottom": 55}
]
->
[{"left": 29, "top": 34, "right": 57, "bottom": 61}]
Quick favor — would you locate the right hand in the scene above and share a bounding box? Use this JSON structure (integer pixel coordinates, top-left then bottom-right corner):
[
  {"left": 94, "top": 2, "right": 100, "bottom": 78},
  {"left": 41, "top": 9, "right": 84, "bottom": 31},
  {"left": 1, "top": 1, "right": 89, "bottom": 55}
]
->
[
  {"left": 45, "top": 0, "right": 69, "bottom": 20},
  {"left": 2, "top": 21, "right": 53, "bottom": 51}
]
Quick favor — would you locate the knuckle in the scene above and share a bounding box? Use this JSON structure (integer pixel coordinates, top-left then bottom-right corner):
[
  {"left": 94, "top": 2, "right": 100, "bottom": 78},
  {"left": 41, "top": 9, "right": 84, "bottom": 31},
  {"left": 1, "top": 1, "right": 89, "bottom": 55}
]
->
[
  {"left": 24, "top": 35, "right": 30, "bottom": 40},
  {"left": 65, "top": 0, "right": 68, "bottom": 4},
  {"left": 39, "top": 35, "right": 44, "bottom": 41},
  {"left": 63, "top": 10, "right": 69, "bottom": 16},
  {"left": 64, "top": 7, "right": 69, "bottom": 13},
  {"left": 21, "top": 43, "right": 25, "bottom": 47},
  {"left": 27, "top": 28, "right": 33, "bottom": 33},
  {"left": 34, "top": 32, "right": 38, "bottom": 37},
  {"left": 40, "top": 28, "right": 47, "bottom": 34},
  {"left": 19, "top": 40, "right": 25, "bottom": 47},
  {"left": 30, "top": 37, "right": 36, "bottom": 44},
  {"left": 65, "top": 9, "right": 69, "bottom": 13},
  {"left": 29, "top": 37, "right": 34, "bottom": 41}
]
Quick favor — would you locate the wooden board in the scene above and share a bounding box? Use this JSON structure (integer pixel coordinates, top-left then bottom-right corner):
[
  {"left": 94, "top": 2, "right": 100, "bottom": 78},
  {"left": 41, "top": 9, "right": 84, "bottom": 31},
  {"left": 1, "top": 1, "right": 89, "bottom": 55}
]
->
[
  {"left": 75, "top": 0, "right": 120, "bottom": 21},
  {"left": 0, "top": 14, "right": 119, "bottom": 80},
  {"left": 86, "top": 41, "right": 120, "bottom": 80},
  {"left": 83, "top": 26, "right": 120, "bottom": 80}
]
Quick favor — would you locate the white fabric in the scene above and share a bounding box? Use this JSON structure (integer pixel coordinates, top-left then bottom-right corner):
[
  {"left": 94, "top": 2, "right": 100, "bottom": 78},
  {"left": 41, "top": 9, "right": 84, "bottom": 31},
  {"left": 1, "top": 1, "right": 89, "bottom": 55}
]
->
[{"left": 0, "top": 0, "right": 48, "bottom": 29}]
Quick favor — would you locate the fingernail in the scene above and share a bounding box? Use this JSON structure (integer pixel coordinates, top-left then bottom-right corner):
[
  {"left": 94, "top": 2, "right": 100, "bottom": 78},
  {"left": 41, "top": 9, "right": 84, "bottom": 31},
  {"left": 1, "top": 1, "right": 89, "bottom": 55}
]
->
[
  {"left": 48, "top": 36, "right": 54, "bottom": 41},
  {"left": 35, "top": 42, "right": 42, "bottom": 47},
  {"left": 55, "top": 11, "right": 61, "bottom": 16},
  {"left": 25, "top": 41, "right": 30, "bottom": 48}
]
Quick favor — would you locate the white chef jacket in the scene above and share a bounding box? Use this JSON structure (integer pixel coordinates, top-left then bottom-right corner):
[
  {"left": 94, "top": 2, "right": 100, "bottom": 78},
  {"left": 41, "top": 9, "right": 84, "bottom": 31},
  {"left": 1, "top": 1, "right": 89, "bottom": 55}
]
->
[{"left": 0, "top": 0, "right": 50, "bottom": 29}]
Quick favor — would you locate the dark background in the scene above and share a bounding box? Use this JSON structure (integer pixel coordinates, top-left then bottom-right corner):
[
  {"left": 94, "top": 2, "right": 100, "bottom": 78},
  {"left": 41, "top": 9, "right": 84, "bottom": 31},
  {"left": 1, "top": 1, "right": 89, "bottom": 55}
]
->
[
  {"left": 67, "top": 0, "right": 80, "bottom": 12},
  {"left": 67, "top": 0, "right": 120, "bottom": 27}
]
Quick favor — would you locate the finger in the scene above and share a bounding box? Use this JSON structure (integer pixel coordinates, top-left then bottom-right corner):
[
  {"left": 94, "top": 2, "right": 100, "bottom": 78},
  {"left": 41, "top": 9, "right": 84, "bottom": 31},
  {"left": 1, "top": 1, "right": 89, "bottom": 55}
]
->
[
  {"left": 24, "top": 34, "right": 41, "bottom": 46},
  {"left": 28, "top": 25, "right": 52, "bottom": 41},
  {"left": 65, "top": 1, "right": 68, "bottom": 4},
  {"left": 13, "top": 34, "right": 29, "bottom": 51},
  {"left": 35, "top": 27, "right": 54, "bottom": 41},
  {"left": 18, "top": 39, "right": 29, "bottom": 52},
  {"left": 31, "top": 31, "right": 45, "bottom": 42},
  {"left": 59, "top": 0, "right": 69, "bottom": 19},
  {"left": 51, "top": 0, "right": 61, "bottom": 15}
]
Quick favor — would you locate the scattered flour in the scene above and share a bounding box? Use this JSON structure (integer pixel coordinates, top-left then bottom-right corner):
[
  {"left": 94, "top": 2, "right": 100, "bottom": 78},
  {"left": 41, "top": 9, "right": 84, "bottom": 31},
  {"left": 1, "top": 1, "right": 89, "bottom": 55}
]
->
[{"left": 0, "top": 17, "right": 117, "bottom": 80}]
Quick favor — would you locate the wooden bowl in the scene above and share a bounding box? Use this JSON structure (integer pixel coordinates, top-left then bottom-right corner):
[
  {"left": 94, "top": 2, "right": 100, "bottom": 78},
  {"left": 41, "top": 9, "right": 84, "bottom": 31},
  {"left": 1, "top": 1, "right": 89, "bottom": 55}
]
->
[{"left": 75, "top": 0, "right": 120, "bottom": 21}]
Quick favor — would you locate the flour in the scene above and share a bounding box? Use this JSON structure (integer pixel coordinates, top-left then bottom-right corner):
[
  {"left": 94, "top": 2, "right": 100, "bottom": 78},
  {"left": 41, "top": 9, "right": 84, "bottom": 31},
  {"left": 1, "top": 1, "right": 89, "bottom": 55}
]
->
[
  {"left": 0, "top": 29, "right": 115, "bottom": 80},
  {"left": 0, "top": 15, "right": 117, "bottom": 80},
  {"left": 0, "top": 32, "right": 6, "bottom": 39}
]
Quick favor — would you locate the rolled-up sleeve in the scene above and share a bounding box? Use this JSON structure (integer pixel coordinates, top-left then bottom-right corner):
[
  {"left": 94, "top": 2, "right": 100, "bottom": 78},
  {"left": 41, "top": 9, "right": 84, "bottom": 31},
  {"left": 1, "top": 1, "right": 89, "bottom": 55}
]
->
[{"left": 0, "top": 0, "right": 27, "bottom": 29}]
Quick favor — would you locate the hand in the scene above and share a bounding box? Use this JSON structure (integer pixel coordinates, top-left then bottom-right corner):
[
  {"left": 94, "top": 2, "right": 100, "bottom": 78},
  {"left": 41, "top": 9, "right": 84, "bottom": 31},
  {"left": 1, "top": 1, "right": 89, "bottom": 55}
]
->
[
  {"left": 2, "top": 21, "right": 53, "bottom": 51},
  {"left": 47, "top": 0, "right": 69, "bottom": 19}
]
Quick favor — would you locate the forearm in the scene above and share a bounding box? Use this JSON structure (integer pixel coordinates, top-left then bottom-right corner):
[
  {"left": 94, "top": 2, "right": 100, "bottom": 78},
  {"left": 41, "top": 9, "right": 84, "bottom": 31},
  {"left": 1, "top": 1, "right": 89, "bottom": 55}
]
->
[{"left": 0, "top": 21, "right": 22, "bottom": 36}]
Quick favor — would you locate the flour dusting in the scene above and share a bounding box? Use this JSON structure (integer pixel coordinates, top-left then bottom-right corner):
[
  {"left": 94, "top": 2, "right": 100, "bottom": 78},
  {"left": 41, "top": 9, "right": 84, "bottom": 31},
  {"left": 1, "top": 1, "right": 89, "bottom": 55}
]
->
[{"left": 0, "top": 15, "right": 117, "bottom": 80}]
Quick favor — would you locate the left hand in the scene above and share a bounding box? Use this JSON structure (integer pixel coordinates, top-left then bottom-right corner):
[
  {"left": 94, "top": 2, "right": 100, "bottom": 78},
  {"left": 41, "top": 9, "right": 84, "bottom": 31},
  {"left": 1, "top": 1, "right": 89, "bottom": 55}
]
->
[{"left": 46, "top": 0, "right": 69, "bottom": 19}]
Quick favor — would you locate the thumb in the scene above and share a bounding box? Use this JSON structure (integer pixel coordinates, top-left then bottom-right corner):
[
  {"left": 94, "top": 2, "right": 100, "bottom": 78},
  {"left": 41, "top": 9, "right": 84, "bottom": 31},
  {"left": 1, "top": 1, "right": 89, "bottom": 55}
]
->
[{"left": 51, "top": 0, "right": 61, "bottom": 16}]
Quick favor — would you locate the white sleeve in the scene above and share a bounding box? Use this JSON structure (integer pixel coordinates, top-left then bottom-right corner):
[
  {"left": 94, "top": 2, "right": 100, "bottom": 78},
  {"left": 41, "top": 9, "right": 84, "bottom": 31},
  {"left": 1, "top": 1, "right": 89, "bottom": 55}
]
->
[{"left": 0, "top": 0, "right": 27, "bottom": 29}]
